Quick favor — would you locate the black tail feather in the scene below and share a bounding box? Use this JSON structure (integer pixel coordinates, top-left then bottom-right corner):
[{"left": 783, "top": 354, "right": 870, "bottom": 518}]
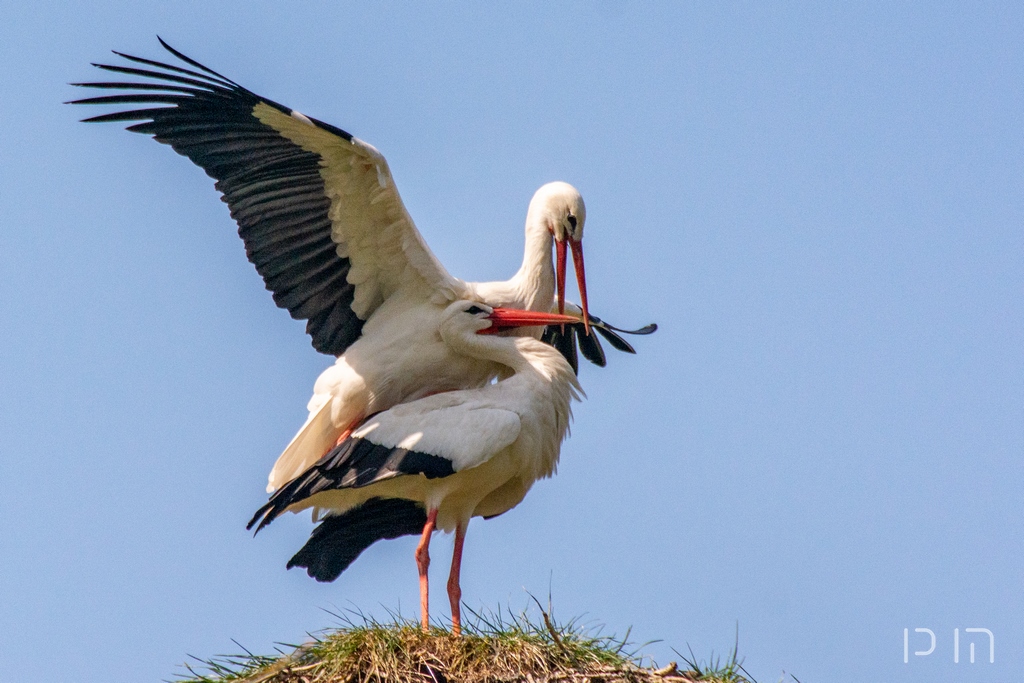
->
[{"left": 287, "top": 498, "right": 427, "bottom": 582}]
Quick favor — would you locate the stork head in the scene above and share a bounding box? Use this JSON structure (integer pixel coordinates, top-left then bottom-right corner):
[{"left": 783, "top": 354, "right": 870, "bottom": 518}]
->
[{"left": 529, "top": 182, "right": 590, "bottom": 333}]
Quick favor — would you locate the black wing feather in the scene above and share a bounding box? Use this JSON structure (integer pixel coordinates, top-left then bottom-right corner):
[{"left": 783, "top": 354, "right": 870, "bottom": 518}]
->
[
  {"left": 541, "top": 324, "right": 580, "bottom": 375},
  {"left": 541, "top": 313, "right": 660, "bottom": 371},
  {"left": 71, "top": 40, "right": 362, "bottom": 356},
  {"left": 247, "top": 436, "right": 455, "bottom": 534},
  {"left": 155, "top": 36, "right": 239, "bottom": 84},
  {"left": 577, "top": 325, "right": 607, "bottom": 367}
]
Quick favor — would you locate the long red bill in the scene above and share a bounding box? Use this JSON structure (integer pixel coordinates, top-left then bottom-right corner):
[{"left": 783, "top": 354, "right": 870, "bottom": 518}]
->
[
  {"left": 569, "top": 239, "right": 590, "bottom": 335},
  {"left": 555, "top": 238, "right": 568, "bottom": 316},
  {"left": 481, "top": 307, "right": 581, "bottom": 334}
]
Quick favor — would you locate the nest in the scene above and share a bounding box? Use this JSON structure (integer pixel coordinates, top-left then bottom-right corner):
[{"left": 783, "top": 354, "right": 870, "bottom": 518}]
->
[{"left": 178, "top": 609, "right": 749, "bottom": 683}]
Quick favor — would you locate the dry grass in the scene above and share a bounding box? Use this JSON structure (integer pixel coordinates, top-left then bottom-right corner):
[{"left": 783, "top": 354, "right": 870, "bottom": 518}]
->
[{"left": 175, "top": 606, "right": 753, "bottom": 683}]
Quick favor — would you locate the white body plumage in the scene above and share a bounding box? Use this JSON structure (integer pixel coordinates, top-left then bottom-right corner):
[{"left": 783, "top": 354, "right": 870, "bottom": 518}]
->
[
  {"left": 287, "top": 302, "right": 584, "bottom": 533},
  {"left": 267, "top": 180, "right": 587, "bottom": 492}
]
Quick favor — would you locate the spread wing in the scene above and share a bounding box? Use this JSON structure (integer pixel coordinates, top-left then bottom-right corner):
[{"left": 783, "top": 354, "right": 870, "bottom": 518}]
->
[
  {"left": 70, "top": 38, "right": 459, "bottom": 355},
  {"left": 248, "top": 395, "right": 521, "bottom": 532}
]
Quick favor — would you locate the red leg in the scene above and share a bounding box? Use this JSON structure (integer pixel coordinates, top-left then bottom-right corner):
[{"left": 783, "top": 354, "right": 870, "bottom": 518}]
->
[
  {"left": 333, "top": 428, "right": 352, "bottom": 448},
  {"left": 332, "top": 416, "right": 363, "bottom": 449},
  {"left": 416, "top": 509, "right": 438, "bottom": 632},
  {"left": 447, "top": 521, "right": 467, "bottom": 637}
]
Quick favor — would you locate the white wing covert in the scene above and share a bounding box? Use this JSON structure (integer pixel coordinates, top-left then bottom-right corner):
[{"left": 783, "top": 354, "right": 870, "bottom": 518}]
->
[
  {"left": 248, "top": 396, "right": 521, "bottom": 534},
  {"left": 354, "top": 398, "right": 522, "bottom": 472}
]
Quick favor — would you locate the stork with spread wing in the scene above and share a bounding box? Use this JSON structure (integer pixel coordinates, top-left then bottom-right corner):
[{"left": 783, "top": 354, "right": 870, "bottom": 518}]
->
[{"left": 70, "top": 39, "right": 655, "bottom": 491}]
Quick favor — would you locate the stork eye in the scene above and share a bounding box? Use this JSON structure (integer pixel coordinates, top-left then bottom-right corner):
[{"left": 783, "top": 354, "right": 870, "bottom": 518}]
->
[
  {"left": 567, "top": 215, "right": 577, "bottom": 229},
  {"left": 465, "top": 305, "right": 486, "bottom": 315}
]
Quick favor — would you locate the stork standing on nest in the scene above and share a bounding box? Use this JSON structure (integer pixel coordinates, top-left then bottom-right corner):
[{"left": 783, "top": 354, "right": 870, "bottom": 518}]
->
[
  {"left": 249, "top": 301, "right": 584, "bottom": 636},
  {"left": 70, "top": 39, "right": 655, "bottom": 492}
]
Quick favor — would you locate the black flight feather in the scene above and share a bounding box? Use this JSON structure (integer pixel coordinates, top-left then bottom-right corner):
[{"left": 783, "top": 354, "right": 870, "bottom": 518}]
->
[
  {"left": 542, "top": 314, "right": 658, "bottom": 373},
  {"left": 541, "top": 324, "right": 580, "bottom": 375},
  {"left": 247, "top": 435, "right": 455, "bottom": 534},
  {"left": 577, "top": 325, "right": 607, "bottom": 366},
  {"left": 70, "top": 39, "right": 362, "bottom": 356}
]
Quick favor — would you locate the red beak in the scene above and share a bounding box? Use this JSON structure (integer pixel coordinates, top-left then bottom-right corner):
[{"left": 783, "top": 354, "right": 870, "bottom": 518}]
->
[
  {"left": 480, "top": 307, "right": 581, "bottom": 334},
  {"left": 569, "top": 239, "right": 590, "bottom": 335},
  {"left": 556, "top": 238, "right": 568, "bottom": 316}
]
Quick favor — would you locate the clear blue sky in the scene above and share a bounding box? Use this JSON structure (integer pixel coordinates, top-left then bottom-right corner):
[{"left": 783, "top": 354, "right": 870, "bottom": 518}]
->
[{"left": 1, "top": 3, "right": 1021, "bottom": 682}]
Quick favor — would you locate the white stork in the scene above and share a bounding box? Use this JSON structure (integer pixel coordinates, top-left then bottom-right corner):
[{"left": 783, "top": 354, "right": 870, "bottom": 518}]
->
[
  {"left": 70, "top": 39, "right": 654, "bottom": 491},
  {"left": 248, "top": 301, "right": 584, "bottom": 635}
]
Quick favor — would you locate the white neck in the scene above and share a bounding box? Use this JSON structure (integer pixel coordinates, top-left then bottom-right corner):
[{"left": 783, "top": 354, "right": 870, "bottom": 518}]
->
[
  {"left": 507, "top": 213, "right": 555, "bottom": 312},
  {"left": 443, "top": 328, "right": 532, "bottom": 374}
]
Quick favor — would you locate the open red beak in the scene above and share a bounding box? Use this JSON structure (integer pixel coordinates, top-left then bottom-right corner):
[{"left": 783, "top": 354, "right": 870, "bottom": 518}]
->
[
  {"left": 481, "top": 307, "right": 581, "bottom": 334},
  {"left": 555, "top": 238, "right": 590, "bottom": 335},
  {"left": 569, "top": 239, "right": 590, "bottom": 335}
]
